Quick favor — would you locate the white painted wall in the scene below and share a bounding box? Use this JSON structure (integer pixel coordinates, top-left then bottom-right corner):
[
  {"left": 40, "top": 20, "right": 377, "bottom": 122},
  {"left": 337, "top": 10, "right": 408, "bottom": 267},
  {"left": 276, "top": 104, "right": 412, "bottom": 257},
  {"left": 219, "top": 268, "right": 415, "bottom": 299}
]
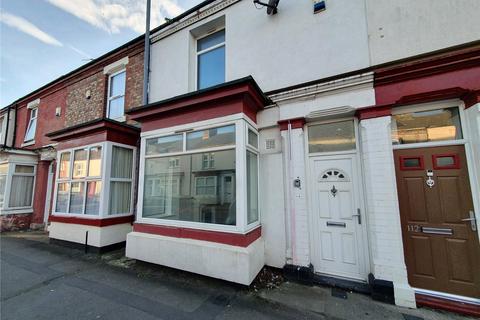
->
[
  {"left": 366, "top": 0, "right": 480, "bottom": 65},
  {"left": 149, "top": 0, "right": 370, "bottom": 102},
  {"left": 126, "top": 232, "right": 265, "bottom": 285},
  {"left": 359, "top": 116, "right": 416, "bottom": 308},
  {"left": 48, "top": 222, "right": 132, "bottom": 248}
]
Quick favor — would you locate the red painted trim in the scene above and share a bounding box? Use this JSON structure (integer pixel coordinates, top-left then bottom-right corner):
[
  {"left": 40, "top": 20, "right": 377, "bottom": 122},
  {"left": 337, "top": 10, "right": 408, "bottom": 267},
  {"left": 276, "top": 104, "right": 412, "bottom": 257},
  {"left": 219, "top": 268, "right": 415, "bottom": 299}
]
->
[
  {"left": 49, "top": 215, "right": 134, "bottom": 227},
  {"left": 415, "top": 293, "right": 480, "bottom": 318},
  {"left": 399, "top": 156, "right": 425, "bottom": 171},
  {"left": 277, "top": 118, "right": 306, "bottom": 131},
  {"left": 395, "top": 87, "right": 470, "bottom": 106},
  {"left": 463, "top": 90, "right": 480, "bottom": 109},
  {"left": 432, "top": 153, "right": 460, "bottom": 170},
  {"left": 356, "top": 105, "right": 392, "bottom": 120},
  {"left": 133, "top": 223, "right": 262, "bottom": 247}
]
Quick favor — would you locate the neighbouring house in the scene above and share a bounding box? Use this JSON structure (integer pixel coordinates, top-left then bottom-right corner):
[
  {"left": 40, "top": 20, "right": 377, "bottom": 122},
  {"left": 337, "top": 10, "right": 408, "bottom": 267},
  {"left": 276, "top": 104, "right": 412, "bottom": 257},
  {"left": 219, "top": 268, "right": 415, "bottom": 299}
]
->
[{"left": 2, "top": 0, "right": 479, "bottom": 316}]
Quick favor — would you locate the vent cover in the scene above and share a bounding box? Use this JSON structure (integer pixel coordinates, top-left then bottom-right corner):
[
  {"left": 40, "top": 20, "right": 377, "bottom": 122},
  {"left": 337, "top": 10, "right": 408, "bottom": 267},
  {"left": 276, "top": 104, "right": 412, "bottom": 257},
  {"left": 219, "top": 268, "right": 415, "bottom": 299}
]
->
[{"left": 265, "top": 139, "right": 276, "bottom": 150}]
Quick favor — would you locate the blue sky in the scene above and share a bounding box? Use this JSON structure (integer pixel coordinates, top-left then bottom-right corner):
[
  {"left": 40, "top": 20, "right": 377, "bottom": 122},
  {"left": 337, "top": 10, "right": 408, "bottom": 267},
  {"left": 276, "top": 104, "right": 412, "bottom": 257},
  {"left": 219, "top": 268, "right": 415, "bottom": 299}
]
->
[{"left": 0, "top": 0, "right": 204, "bottom": 107}]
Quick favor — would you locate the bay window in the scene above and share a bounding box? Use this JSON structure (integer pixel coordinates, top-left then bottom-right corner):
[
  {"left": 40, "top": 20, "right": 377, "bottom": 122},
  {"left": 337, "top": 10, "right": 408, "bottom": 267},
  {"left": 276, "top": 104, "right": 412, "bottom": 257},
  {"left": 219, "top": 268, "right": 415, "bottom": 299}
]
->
[
  {"left": 140, "top": 118, "right": 260, "bottom": 232},
  {"left": 53, "top": 142, "right": 135, "bottom": 217},
  {"left": 0, "top": 162, "right": 36, "bottom": 213}
]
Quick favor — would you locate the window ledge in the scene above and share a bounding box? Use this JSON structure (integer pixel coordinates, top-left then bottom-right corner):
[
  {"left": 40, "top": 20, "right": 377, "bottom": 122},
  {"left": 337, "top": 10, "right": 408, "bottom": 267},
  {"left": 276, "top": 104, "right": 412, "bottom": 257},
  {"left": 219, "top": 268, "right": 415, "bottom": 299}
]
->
[
  {"left": 21, "top": 140, "right": 35, "bottom": 147},
  {"left": 1, "top": 208, "right": 33, "bottom": 215},
  {"left": 109, "top": 115, "right": 126, "bottom": 123}
]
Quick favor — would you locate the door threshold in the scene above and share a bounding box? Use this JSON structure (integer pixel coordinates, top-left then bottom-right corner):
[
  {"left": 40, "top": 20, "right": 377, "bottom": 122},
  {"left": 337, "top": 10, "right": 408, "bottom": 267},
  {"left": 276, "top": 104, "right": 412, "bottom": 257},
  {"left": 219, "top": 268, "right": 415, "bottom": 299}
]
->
[
  {"left": 415, "top": 288, "right": 480, "bottom": 317},
  {"left": 313, "top": 273, "right": 370, "bottom": 295}
]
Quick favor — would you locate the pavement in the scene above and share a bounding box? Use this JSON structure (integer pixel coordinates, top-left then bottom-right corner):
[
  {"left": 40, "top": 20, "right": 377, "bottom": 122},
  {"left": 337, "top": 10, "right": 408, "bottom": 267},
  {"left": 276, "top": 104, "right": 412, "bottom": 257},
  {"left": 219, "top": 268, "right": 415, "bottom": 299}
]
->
[{"left": 0, "top": 231, "right": 474, "bottom": 320}]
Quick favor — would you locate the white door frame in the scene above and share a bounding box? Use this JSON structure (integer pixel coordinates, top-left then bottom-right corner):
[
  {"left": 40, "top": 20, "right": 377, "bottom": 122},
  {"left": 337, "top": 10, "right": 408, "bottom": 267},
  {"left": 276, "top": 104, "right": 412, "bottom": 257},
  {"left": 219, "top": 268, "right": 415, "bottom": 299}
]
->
[
  {"left": 304, "top": 117, "right": 371, "bottom": 281},
  {"left": 43, "top": 162, "right": 54, "bottom": 224}
]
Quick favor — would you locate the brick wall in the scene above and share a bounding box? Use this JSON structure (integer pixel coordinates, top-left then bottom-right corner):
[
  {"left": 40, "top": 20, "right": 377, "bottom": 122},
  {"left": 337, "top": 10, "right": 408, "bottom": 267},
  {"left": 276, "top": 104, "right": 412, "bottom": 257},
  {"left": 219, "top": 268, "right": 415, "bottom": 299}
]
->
[{"left": 125, "top": 51, "right": 144, "bottom": 112}]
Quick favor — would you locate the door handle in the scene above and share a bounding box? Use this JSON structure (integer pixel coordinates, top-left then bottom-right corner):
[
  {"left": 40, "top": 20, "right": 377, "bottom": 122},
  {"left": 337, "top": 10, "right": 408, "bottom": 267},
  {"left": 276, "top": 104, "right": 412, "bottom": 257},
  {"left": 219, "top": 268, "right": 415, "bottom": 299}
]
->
[
  {"left": 352, "top": 208, "right": 361, "bottom": 225},
  {"left": 462, "top": 211, "right": 477, "bottom": 232}
]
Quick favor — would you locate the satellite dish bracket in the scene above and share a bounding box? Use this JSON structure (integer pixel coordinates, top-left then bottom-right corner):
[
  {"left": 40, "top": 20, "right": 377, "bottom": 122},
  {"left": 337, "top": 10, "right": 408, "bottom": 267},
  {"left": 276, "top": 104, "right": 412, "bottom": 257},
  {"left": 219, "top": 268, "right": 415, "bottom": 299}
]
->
[{"left": 253, "top": 0, "right": 279, "bottom": 15}]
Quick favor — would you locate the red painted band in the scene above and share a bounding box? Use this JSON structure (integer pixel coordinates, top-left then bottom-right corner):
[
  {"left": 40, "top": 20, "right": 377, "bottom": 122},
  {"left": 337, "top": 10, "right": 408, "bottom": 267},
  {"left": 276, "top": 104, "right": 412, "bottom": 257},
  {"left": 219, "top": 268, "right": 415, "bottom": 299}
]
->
[
  {"left": 49, "top": 215, "right": 134, "bottom": 227},
  {"left": 278, "top": 117, "right": 306, "bottom": 131},
  {"left": 356, "top": 105, "right": 392, "bottom": 120},
  {"left": 415, "top": 293, "right": 480, "bottom": 318},
  {"left": 133, "top": 223, "right": 262, "bottom": 247}
]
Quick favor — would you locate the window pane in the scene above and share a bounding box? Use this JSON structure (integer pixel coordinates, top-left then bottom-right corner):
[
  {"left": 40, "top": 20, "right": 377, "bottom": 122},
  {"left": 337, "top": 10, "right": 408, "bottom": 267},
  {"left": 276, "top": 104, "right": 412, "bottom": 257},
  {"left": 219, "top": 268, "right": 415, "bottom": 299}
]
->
[
  {"left": 69, "top": 182, "right": 85, "bottom": 214},
  {"left": 15, "top": 165, "right": 34, "bottom": 174},
  {"left": 59, "top": 152, "right": 71, "bottom": 179},
  {"left": 247, "top": 151, "right": 259, "bottom": 224},
  {"left": 392, "top": 107, "right": 463, "bottom": 145},
  {"left": 143, "top": 150, "right": 236, "bottom": 225},
  {"left": 0, "top": 164, "right": 8, "bottom": 175},
  {"left": 109, "top": 71, "right": 126, "bottom": 97},
  {"left": 108, "top": 97, "right": 125, "bottom": 119},
  {"left": 186, "top": 125, "right": 235, "bottom": 150},
  {"left": 85, "top": 181, "right": 101, "bottom": 215},
  {"left": 73, "top": 149, "right": 88, "bottom": 178},
  {"left": 146, "top": 134, "right": 183, "bottom": 155},
  {"left": 9, "top": 176, "right": 34, "bottom": 207},
  {"left": 308, "top": 121, "right": 355, "bottom": 153},
  {"left": 109, "top": 181, "right": 131, "bottom": 214},
  {"left": 111, "top": 146, "right": 133, "bottom": 179},
  {"left": 88, "top": 146, "right": 102, "bottom": 177},
  {"left": 197, "top": 30, "right": 225, "bottom": 52},
  {"left": 197, "top": 45, "right": 225, "bottom": 89},
  {"left": 248, "top": 129, "right": 258, "bottom": 148},
  {"left": 24, "top": 116, "right": 37, "bottom": 141},
  {"left": 55, "top": 183, "right": 69, "bottom": 213}
]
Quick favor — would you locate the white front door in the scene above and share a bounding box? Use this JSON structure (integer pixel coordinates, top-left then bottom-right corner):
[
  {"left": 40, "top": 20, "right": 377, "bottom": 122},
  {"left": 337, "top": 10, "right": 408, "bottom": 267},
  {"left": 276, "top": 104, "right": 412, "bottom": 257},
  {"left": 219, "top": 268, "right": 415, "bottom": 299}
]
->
[{"left": 309, "top": 155, "right": 367, "bottom": 280}]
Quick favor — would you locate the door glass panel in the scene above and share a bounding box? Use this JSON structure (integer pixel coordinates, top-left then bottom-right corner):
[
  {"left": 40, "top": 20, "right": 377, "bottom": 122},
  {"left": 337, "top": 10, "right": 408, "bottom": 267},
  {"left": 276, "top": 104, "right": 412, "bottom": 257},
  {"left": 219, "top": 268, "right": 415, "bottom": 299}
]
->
[
  {"left": 308, "top": 121, "right": 355, "bottom": 153},
  {"left": 437, "top": 156, "right": 455, "bottom": 167},
  {"left": 392, "top": 107, "right": 462, "bottom": 145}
]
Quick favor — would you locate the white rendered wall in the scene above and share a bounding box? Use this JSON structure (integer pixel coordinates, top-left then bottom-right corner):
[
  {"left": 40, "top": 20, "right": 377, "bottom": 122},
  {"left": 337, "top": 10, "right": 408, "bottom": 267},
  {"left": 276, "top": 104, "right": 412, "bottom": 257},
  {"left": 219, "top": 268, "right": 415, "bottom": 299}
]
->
[
  {"left": 366, "top": 0, "right": 480, "bottom": 65},
  {"left": 48, "top": 222, "right": 132, "bottom": 248},
  {"left": 359, "top": 116, "right": 416, "bottom": 308},
  {"left": 126, "top": 232, "right": 265, "bottom": 285},
  {"left": 149, "top": 0, "right": 370, "bottom": 102},
  {"left": 465, "top": 104, "right": 480, "bottom": 242}
]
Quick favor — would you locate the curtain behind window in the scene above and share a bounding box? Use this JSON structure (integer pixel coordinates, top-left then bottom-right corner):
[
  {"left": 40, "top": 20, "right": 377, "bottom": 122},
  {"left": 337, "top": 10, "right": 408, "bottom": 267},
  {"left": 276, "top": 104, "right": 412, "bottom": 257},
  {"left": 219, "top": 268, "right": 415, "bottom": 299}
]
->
[
  {"left": 111, "top": 146, "right": 133, "bottom": 179},
  {"left": 109, "top": 146, "right": 133, "bottom": 214},
  {"left": 9, "top": 176, "right": 34, "bottom": 207}
]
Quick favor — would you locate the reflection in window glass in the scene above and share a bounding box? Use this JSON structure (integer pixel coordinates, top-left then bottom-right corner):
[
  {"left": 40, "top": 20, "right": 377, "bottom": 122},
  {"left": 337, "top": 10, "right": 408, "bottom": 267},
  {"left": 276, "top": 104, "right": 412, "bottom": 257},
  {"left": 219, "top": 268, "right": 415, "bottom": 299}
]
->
[
  {"left": 197, "top": 30, "right": 225, "bottom": 90},
  {"left": 69, "top": 182, "right": 85, "bottom": 214},
  {"left": 248, "top": 129, "right": 258, "bottom": 148},
  {"left": 73, "top": 149, "right": 88, "bottom": 178},
  {"left": 392, "top": 107, "right": 462, "bottom": 145},
  {"left": 247, "top": 151, "right": 258, "bottom": 224},
  {"left": 85, "top": 181, "right": 101, "bottom": 215},
  {"left": 88, "top": 147, "right": 102, "bottom": 177},
  {"left": 186, "top": 125, "right": 235, "bottom": 150},
  {"left": 59, "top": 152, "right": 71, "bottom": 179},
  {"left": 142, "top": 150, "right": 236, "bottom": 225},
  {"left": 146, "top": 134, "right": 183, "bottom": 155},
  {"left": 56, "top": 183, "right": 69, "bottom": 213},
  {"left": 308, "top": 121, "right": 356, "bottom": 153}
]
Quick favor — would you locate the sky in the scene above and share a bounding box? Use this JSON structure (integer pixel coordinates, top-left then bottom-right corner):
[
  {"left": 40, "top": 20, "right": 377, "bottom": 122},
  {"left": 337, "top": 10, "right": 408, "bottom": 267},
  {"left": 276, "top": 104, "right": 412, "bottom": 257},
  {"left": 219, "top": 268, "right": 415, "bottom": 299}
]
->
[{"left": 0, "top": 0, "right": 204, "bottom": 107}]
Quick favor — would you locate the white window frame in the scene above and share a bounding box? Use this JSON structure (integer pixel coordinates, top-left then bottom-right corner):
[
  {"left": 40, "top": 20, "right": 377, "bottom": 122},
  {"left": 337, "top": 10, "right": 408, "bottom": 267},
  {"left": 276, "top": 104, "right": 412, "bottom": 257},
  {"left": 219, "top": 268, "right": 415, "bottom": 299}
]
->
[
  {"left": 137, "top": 113, "right": 260, "bottom": 234},
  {"left": 195, "top": 28, "right": 226, "bottom": 90},
  {"left": 0, "top": 162, "right": 37, "bottom": 213},
  {"left": 24, "top": 107, "right": 38, "bottom": 143},
  {"left": 52, "top": 141, "right": 136, "bottom": 219},
  {"left": 106, "top": 69, "right": 126, "bottom": 122}
]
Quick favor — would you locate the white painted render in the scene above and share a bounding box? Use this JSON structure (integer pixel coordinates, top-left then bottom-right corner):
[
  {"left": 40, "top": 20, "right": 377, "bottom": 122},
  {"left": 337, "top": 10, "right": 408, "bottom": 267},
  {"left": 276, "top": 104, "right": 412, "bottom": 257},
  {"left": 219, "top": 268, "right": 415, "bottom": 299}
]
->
[
  {"left": 366, "top": 0, "right": 480, "bottom": 65},
  {"left": 359, "top": 116, "right": 416, "bottom": 308},
  {"left": 148, "top": 0, "right": 370, "bottom": 102},
  {"left": 48, "top": 222, "right": 132, "bottom": 248},
  {"left": 126, "top": 232, "right": 265, "bottom": 285}
]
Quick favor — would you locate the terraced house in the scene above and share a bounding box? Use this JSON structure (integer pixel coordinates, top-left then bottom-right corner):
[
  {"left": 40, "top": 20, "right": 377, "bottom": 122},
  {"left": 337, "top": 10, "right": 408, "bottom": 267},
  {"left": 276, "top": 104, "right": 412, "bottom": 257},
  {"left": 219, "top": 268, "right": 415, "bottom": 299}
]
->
[{"left": 1, "top": 0, "right": 479, "bottom": 316}]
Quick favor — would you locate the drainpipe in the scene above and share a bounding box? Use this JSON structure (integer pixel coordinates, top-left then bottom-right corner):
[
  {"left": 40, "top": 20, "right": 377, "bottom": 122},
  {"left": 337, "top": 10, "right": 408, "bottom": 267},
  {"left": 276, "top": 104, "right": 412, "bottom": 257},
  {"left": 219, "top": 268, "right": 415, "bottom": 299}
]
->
[
  {"left": 12, "top": 104, "right": 18, "bottom": 148},
  {"left": 142, "top": 0, "right": 151, "bottom": 106}
]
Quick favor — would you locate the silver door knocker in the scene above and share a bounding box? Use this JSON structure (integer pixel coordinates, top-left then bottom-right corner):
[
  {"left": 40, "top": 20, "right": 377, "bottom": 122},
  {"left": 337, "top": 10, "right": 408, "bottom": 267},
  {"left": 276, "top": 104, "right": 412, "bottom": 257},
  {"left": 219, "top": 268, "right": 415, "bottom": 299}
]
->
[
  {"left": 331, "top": 185, "right": 338, "bottom": 197},
  {"left": 426, "top": 170, "right": 435, "bottom": 188}
]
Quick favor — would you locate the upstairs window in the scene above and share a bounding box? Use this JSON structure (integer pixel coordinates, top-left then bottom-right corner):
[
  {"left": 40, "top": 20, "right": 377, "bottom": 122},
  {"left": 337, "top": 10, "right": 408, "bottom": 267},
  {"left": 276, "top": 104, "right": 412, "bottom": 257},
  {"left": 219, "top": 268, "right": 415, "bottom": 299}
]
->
[
  {"left": 107, "top": 70, "right": 126, "bottom": 121},
  {"left": 24, "top": 107, "right": 38, "bottom": 142},
  {"left": 197, "top": 29, "right": 225, "bottom": 90}
]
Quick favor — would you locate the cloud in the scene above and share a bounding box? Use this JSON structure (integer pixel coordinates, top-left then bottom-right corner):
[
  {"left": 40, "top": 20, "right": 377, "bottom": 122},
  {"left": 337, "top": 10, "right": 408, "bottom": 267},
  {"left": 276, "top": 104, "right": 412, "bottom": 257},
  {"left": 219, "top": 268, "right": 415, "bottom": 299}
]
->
[
  {"left": 46, "top": 0, "right": 185, "bottom": 34},
  {"left": 0, "top": 11, "right": 63, "bottom": 46},
  {"left": 68, "top": 44, "right": 92, "bottom": 59}
]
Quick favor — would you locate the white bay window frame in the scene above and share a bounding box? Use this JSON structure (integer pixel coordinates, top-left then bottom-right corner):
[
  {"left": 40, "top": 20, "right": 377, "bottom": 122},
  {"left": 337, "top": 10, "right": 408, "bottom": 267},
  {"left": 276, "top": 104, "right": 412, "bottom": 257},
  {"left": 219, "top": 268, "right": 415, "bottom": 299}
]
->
[
  {"left": 52, "top": 141, "right": 136, "bottom": 219},
  {"left": 137, "top": 114, "right": 260, "bottom": 234}
]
